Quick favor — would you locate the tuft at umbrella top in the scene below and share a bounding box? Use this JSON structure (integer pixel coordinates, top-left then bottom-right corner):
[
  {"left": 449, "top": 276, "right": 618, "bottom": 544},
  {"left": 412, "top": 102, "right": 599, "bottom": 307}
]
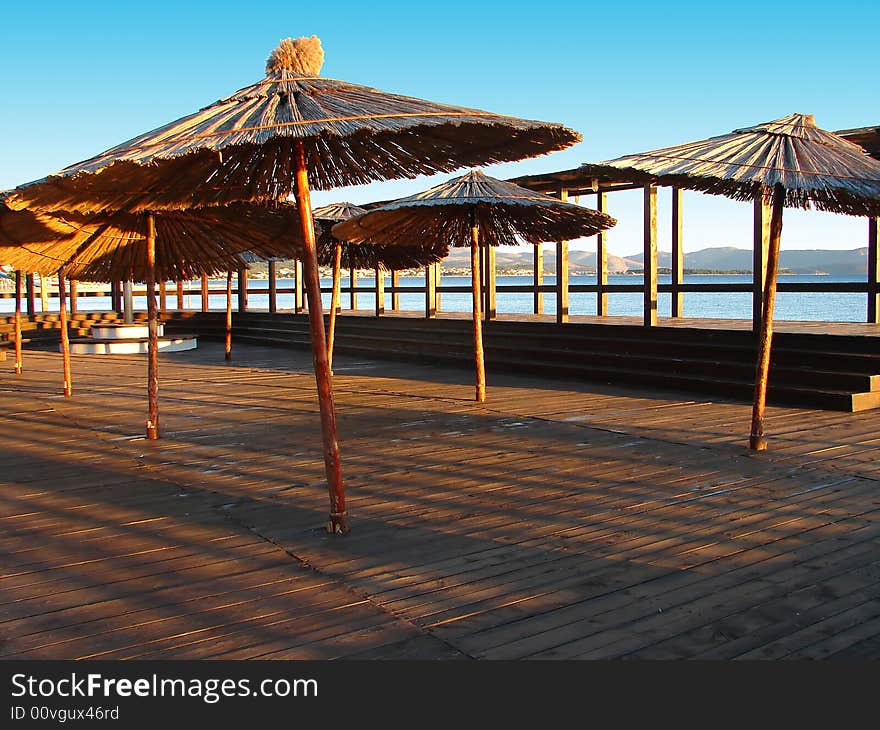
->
[
  {"left": 579, "top": 113, "right": 880, "bottom": 216},
  {"left": 10, "top": 37, "right": 582, "bottom": 215},
  {"left": 332, "top": 169, "right": 616, "bottom": 248},
  {"left": 266, "top": 36, "right": 324, "bottom": 75}
]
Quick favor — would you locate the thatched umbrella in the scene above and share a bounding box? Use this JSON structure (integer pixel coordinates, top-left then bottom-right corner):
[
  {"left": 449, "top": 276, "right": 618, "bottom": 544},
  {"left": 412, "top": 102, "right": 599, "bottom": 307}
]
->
[
  {"left": 579, "top": 113, "right": 880, "bottom": 450},
  {"left": 6, "top": 36, "right": 580, "bottom": 533},
  {"left": 0, "top": 201, "right": 302, "bottom": 429},
  {"left": 334, "top": 169, "right": 616, "bottom": 402},
  {"left": 314, "top": 202, "right": 448, "bottom": 370}
]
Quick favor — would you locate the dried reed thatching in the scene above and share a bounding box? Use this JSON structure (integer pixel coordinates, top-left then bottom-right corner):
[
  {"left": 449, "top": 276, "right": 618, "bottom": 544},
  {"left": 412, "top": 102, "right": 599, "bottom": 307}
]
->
[
  {"left": 8, "top": 37, "right": 582, "bottom": 215},
  {"left": 332, "top": 169, "right": 617, "bottom": 246},
  {"left": 0, "top": 199, "right": 305, "bottom": 282},
  {"left": 579, "top": 114, "right": 880, "bottom": 216},
  {"left": 837, "top": 125, "right": 880, "bottom": 161},
  {"left": 315, "top": 203, "right": 447, "bottom": 270}
]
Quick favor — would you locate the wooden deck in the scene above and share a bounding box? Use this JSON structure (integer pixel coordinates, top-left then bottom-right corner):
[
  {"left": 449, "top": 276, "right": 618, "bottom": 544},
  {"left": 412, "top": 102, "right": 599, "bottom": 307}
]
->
[{"left": 3, "top": 340, "right": 880, "bottom": 660}]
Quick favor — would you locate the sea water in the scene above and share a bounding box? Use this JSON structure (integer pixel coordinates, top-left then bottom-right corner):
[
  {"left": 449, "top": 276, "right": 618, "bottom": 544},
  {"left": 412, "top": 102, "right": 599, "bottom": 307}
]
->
[{"left": 2, "top": 274, "right": 871, "bottom": 323}]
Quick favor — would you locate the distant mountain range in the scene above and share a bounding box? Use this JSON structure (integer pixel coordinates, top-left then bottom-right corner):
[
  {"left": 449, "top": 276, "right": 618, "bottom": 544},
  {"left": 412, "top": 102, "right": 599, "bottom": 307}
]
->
[
  {"left": 248, "top": 245, "right": 870, "bottom": 277},
  {"left": 441, "top": 245, "right": 870, "bottom": 276}
]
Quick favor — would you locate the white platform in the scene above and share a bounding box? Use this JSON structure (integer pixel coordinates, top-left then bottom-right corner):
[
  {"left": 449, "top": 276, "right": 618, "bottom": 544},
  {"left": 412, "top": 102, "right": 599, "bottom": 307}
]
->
[
  {"left": 69, "top": 337, "right": 197, "bottom": 355},
  {"left": 91, "top": 323, "right": 164, "bottom": 339},
  {"left": 67, "top": 321, "right": 197, "bottom": 355}
]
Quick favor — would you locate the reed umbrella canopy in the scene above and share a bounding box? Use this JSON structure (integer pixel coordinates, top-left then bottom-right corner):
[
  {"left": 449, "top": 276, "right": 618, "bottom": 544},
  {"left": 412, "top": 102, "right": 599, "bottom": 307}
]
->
[
  {"left": 315, "top": 202, "right": 448, "bottom": 271},
  {"left": 8, "top": 37, "right": 582, "bottom": 216},
  {"left": 332, "top": 169, "right": 616, "bottom": 246},
  {"left": 6, "top": 35, "right": 583, "bottom": 535},
  {"left": 334, "top": 170, "right": 617, "bottom": 403},
  {"left": 0, "top": 197, "right": 306, "bottom": 436},
  {"left": 579, "top": 113, "right": 880, "bottom": 215},
  {"left": 0, "top": 201, "right": 305, "bottom": 283},
  {"left": 580, "top": 113, "right": 880, "bottom": 452}
]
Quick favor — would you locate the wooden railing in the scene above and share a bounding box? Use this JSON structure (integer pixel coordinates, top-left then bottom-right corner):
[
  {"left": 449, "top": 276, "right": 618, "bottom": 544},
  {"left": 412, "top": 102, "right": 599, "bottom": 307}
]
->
[
  {"left": 4, "top": 266, "right": 880, "bottom": 327},
  {"left": 3, "top": 204, "right": 879, "bottom": 327}
]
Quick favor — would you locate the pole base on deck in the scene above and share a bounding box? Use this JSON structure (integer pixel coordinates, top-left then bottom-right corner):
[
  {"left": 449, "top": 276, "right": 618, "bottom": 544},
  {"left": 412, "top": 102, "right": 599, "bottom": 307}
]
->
[
  {"left": 326, "top": 512, "right": 350, "bottom": 535},
  {"left": 15, "top": 365, "right": 22, "bottom": 375},
  {"left": 475, "top": 388, "right": 486, "bottom": 403},
  {"left": 63, "top": 384, "right": 72, "bottom": 398},
  {"left": 146, "top": 421, "right": 159, "bottom": 440},
  {"left": 749, "top": 435, "right": 768, "bottom": 451}
]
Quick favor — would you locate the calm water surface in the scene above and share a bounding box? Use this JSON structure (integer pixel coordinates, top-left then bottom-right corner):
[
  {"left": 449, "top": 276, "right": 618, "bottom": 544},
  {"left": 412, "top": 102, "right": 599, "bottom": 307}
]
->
[{"left": 2, "top": 274, "right": 871, "bottom": 323}]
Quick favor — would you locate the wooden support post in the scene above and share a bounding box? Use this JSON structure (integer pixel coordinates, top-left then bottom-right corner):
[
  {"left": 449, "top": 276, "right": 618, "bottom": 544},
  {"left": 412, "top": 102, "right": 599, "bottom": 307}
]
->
[
  {"left": 555, "top": 186, "right": 569, "bottom": 323},
  {"left": 425, "top": 264, "right": 437, "bottom": 318},
  {"left": 123, "top": 281, "right": 134, "bottom": 323},
  {"left": 268, "top": 260, "right": 277, "bottom": 314},
  {"left": 237, "top": 268, "right": 248, "bottom": 312},
  {"left": 200, "top": 274, "right": 209, "bottom": 312},
  {"left": 753, "top": 194, "right": 771, "bottom": 332},
  {"left": 349, "top": 266, "right": 358, "bottom": 310},
  {"left": 434, "top": 262, "right": 442, "bottom": 312},
  {"left": 39, "top": 273, "right": 49, "bottom": 313},
  {"left": 146, "top": 215, "right": 159, "bottom": 440},
  {"left": 750, "top": 184, "right": 785, "bottom": 452},
  {"left": 110, "top": 280, "right": 121, "bottom": 314},
  {"left": 25, "top": 273, "right": 35, "bottom": 316},
  {"left": 328, "top": 243, "right": 342, "bottom": 372},
  {"left": 482, "top": 243, "right": 497, "bottom": 321},
  {"left": 471, "top": 220, "right": 486, "bottom": 402},
  {"left": 294, "top": 259, "right": 305, "bottom": 313},
  {"left": 158, "top": 280, "right": 167, "bottom": 314},
  {"left": 596, "top": 191, "right": 608, "bottom": 316},
  {"left": 556, "top": 240, "right": 569, "bottom": 324},
  {"left": 176, "top": 280, "right": 184, "bottom": 310},
  {"left": 14, "top": 271, "right": 22, "bottom": 374},
  {"left": 69, "top": 279, "right": 78, "bottom": 316},
  {"left": 671, "top": 187, "right": 684, "bottom": 318},
  {"left": 292, "top": 140, "right": 347, "bottom": 534},
  {"left": 643, "top": 185, "right": 658, "bottom": 326},
  {"left": 868, "top": 217, "right": 879, "bottom": 324},
  {"left": 225, "top": 271, "right": 233, "bottom": 361},
  {"left": 533, "top": 243, "right": 544, "bottom": 315},
  {"left": 58, "top": 273, "right": 71, "bottom": 397},
  {"left": 391, "top": 270, "right": 400, "bottom": 311},
  {"left": 375, "top": 267, "right": 385, "bottom": 316}
]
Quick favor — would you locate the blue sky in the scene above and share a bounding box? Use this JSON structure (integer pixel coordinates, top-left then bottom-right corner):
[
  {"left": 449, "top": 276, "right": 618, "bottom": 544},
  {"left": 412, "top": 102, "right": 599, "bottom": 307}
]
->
[{"left": 1, "top": 1, "right": 877, "bottom": 256}]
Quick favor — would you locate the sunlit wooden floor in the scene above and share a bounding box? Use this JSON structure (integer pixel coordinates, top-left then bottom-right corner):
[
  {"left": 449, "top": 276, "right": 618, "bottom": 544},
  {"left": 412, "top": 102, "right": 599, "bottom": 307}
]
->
[{"left": 2, "top": 339, "right": 880, "bottom": 659}]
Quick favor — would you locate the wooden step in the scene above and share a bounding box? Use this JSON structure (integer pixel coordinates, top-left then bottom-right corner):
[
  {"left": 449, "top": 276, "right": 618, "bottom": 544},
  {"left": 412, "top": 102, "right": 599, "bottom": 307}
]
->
[{"left": 161, "top": 311, "right": 880, "bottom": 412}]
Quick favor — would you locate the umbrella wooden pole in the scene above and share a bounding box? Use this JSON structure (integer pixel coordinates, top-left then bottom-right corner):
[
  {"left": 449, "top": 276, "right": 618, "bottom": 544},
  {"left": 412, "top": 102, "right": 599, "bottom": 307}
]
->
[
  {"left": 327, "top": 242, "right": 342, "bottom": 372},
  {"left": 39, "top": 273, "right": 49, "bottom": 313},
  {"left": 750, "top": 184, "right": 785, "bottom": 451},
  {"left": 146, "top": 214, "right": 159, "bottom": 440},
  {"left": 292, "top": 140, "right": 348, "bottom": 534},
  {"left": 225, "top": 271, "right": 233, "bottom": 361},
  {"left": 471, "top": 222, "right": 486, "bottom": 403},
  {"left": 57, "top": 272, "right": 71, "bottom": 397},
  {"left": 14, "top": 271, "right": 22, "bottom": 375}
]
